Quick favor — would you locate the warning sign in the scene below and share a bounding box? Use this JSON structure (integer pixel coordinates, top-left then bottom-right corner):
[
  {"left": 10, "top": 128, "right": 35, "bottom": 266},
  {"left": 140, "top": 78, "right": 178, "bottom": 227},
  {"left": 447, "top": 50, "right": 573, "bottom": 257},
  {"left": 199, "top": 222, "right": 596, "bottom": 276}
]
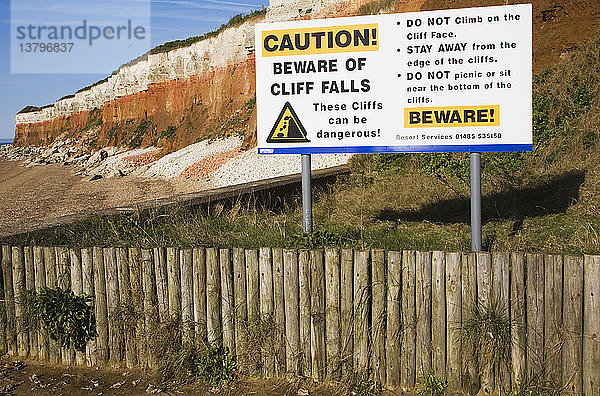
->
[
  {"left": 256, "top": 4, "right": 533, "bottom": 154},
  {"left": 267, "top": 102, "right": 310, "bottom": 143}
]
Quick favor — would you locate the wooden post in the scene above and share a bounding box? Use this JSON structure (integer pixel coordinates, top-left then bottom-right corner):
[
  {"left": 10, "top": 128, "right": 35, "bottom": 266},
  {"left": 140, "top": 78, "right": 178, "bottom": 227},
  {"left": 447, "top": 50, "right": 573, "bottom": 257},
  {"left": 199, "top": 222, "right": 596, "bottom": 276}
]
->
[
  {"left": 583, "top": 255, "right": 600, "bottom": 395},
  {"left": 128, "top": 248, "right": 144, "bottom": 366},
  {"left": 104, "top": 248, "right": 121, "bottom": 367},
  {"left": 56, "top": 246, "right": 75, "bottom": 365},
  {"left": 476, "top": 252, "right": 493, "bottom": 394},
  {"left": 510, "top": 252, "right": 526, "bottom": 387},
  {"left": 354, "top": 250, "right": 370, "bottom": 378},
  {"left": 283, "top": 249, "right": 300, "bottom": 377},
  {"left": 526, "top": 253, "right": 544, "bottom": 375},
  {"left": 93, "top": 247, "right": 109, "bottom": 365},
  {"left": 193, "top": 248, "right": 207, "bottom": 343},
  {"left": 44, "top": 246, "right": 60, "bottom": 363},
  {"left": 3, "top": 245, "right": 16, "bottom": 357},
  {"left": 492, "top": 252, "right": 510, "bottom": 392},
  {"left": 272, "top": 248, "right": 286, "bottom": 377},
  {"left": 24, "top": 246, "right": 37, "bottom": 360},
  {"left": 81, "top": 248, "right": 96, "bottom": 366},
  {"left": 245, "top": 249, "right": 260, "bottom": 375},
  {"left": 153, "top": 247, "right": 169, "bottom": 323},
  {"left": 70, "top": 248, "right": 85, "bottom": 365},
  {"left": 33, "top": 247, "right": 48, "bottom": 361},
  {"left": 562, "top": 255, "right": 583, "bottom": 394},
  {"left": 220, "top": 249, "right": 235, "bottom": 356},
  {"left": 166, "top": 247, "right": 181, "bottom": 319},
  {"left": 415, "top": 251, "right": 432, "bottom": 380},
  {"left": 206, "top": 248, "right": 221, "bottom": 345},
  {"left": 180, "top": 249, "right": 194, "bottom": 344},
  {"left": 0, "top": 247, "right": 6, "bottom": 357},
  {"left": 325, "top": 248, "right": 341, "bottom": 380},
  {"left": 371, "top": 249, "right": 386, "bottom": 385},
  {"left": 232, "top": 248, "right": 248, "bottom": 372},
  {"left": 460, "top": 253, "right": 479, "bottom": 394},
  {"left": 401, "top": 250, "right": 416, "bottom": 390},
  {"left": 386, "top": 251, "right": 401, "bottom": 389},
  {"left": 117, "top": 248, "right": 136, "bottom": 368},
  {"left": 298, "top": 249, "right": 311, "bottom": 377},
  {"left": 340, "top": 248, "right": 354, "bottom": 379},
  {"left": 431, "top": 251, "right": 446, "bottom": 379},
  {"left": 445, "top": 252, "right": 461, "bottom": 391},
  {"left": 12, "top": 247, "right": 28, "bottom": 358},
  {"left": 310, "top": 249, "right": 326, "bottom": 382},
  {"left": 544, "top": 254, "right": 563, "bottom": 385},
  {"left": 141, "top": 249, "right": 158, "bottom": 368},
  {"left": 259, "top": 247, "right": 274, "bottom": 377}
]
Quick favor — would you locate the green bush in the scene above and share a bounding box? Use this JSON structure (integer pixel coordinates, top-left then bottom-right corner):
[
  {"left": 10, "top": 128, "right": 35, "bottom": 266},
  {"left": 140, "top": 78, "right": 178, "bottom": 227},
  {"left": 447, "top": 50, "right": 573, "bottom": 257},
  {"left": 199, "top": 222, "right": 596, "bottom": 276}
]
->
[
  {"left": 25, "top": 287, "right": 97, "bottom": 352},
  {"left": 129, "top": 120, "right": 152, "bottom": 148},
  {"left": 154, "top": 344, "right": 236, "bottom": 389},
  {"left": 352, "top": 378, "right": 382, "bottom": 396},
  {"left": 160, "top": 125, "right": 177, "bottom": 140},
  {"left": 416, "top": 371, "right": 448, "bottom": 396}
]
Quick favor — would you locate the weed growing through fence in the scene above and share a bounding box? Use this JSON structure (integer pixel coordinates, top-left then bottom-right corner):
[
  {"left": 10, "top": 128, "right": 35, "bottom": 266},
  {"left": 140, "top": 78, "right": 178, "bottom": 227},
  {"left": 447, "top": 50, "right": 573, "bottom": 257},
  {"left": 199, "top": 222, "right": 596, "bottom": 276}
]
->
[
  {"left": 23, "top": 287, "right": 97, "bottom": 352},
  {"left": 153, "top": 343, "right": 236, "bottom": 390},
  {"left": 461, "top": 298, "right": 511, "bottom": 377},
  {"left": 415, "top": 371, "right": 448, "bottom": 396},
  {"left": 351, "top": 378, "right": 382, "bottom": 396},
  {"left": 507, "top": 372, "right": 562, "bottom": 396}
]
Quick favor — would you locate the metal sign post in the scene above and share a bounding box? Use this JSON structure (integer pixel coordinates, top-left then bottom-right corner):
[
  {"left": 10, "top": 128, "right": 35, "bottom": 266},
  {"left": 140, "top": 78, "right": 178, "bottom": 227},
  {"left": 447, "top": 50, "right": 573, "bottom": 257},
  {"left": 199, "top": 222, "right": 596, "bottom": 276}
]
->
[
  {"left": 470, "top": 153, "right": 482, "bottom": 251},
  {"left": 301, "top": 154, "right": 313, "bottom": 233}
]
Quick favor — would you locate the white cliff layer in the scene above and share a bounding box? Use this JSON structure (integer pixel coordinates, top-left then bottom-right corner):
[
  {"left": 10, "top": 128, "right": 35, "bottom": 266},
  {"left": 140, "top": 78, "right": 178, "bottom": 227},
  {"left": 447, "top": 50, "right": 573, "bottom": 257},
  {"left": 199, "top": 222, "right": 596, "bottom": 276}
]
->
[{"left": 15, "top": 0, "right": 345, "bottom": 126}]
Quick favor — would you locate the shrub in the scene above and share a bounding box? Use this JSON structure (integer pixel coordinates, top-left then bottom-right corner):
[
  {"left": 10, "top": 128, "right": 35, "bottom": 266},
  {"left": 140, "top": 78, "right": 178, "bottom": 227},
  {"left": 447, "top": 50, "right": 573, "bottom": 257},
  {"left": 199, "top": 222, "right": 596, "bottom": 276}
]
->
[
  {"left": 352, "top": 378, "right": 382, "bottom": 396},
  {"left": 24, "top": 287, "right": 97, "bottom": 352},
  {"left": 159, "top": 125, "right": 177, "bottom": 140},
  {"left": 129, "top": 120, "right": 152, "bottom": 148},
  {"left": 416, "top": 371, "right": 448, "bottom": 396},
  {"left": 153, "top": 344, "right": 236, "bottom": 390}
]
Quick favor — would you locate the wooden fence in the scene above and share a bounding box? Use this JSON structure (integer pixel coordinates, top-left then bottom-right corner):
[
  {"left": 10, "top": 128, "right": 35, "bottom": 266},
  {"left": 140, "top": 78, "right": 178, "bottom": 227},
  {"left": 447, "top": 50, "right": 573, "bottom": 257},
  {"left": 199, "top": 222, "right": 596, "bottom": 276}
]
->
[{"left": 0, "top": 246, "right": 599, "bottom": 394}]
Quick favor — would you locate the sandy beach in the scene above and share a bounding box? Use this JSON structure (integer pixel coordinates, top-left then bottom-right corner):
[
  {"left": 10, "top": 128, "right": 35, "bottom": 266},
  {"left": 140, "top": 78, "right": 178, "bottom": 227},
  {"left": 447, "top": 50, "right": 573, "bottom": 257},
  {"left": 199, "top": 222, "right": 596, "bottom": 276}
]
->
[{"left": 0, "top": 160, "right": 205, "bottom": 236}]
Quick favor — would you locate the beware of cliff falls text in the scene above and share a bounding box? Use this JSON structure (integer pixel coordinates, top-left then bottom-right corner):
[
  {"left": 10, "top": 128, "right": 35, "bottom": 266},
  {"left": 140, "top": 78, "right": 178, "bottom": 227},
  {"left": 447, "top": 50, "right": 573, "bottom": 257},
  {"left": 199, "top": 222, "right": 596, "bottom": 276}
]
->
[{"left": 256, "top": 5, "right": 533, "bottom": 154}]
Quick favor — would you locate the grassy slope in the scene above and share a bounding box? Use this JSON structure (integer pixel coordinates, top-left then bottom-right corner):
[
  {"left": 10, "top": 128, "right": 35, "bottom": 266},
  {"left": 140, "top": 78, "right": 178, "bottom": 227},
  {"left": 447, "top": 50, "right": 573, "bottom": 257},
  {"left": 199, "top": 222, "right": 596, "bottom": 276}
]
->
[{"left": 3, "top": 32, "right": 600, "bottom": 254}]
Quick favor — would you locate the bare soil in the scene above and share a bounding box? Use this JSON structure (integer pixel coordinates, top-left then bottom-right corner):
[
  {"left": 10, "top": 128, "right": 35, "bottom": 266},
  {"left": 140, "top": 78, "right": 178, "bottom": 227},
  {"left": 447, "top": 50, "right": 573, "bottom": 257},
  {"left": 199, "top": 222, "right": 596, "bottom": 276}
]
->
[
  {"left": 0, "top": 358, "right": 419, "bottom": 396},
  {"left": 0, "top": 160, "right": 205, "bottom": 237}
]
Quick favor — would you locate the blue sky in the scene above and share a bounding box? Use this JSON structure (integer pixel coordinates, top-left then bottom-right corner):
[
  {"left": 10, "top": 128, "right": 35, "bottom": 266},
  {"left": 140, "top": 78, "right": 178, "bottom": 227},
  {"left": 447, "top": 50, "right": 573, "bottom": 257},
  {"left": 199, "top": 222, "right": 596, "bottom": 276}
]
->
[{"left": 0, "top": 0, "right": 269, "bottom": 140}]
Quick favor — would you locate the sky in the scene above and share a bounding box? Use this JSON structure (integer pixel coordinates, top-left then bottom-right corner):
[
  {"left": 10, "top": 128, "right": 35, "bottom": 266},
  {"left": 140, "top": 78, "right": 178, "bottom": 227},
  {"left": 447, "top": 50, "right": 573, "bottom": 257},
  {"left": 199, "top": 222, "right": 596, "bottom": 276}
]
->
[{"left": 0, "top": 0, "right": 269, "bottom": 140}]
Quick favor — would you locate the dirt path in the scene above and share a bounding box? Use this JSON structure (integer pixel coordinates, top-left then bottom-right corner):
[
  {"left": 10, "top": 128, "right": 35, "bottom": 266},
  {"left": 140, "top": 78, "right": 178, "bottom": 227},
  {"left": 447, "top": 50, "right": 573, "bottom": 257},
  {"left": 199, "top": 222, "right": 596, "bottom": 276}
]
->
[
  {"left": 0, "top": 358, "right": 420, "bottom": 396},
  {"left": 0, "top": 160, "right": 205, "bottom": 237}
]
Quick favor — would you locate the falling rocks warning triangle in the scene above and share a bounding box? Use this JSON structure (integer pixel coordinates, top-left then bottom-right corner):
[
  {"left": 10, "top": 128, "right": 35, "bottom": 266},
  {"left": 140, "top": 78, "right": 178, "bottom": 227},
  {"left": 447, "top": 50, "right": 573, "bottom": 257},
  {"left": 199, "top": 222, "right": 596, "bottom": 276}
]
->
[{"left": 266, "top": 102, "right": 310, "bottom": 143}]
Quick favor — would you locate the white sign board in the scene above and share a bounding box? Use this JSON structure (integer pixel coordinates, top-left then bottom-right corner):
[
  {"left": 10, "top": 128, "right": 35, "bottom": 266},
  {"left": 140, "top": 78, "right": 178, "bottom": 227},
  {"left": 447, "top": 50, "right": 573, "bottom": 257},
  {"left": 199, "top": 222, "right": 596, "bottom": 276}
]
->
[{"left": 255, "top": 4, "right": 532, "bottom": 154}]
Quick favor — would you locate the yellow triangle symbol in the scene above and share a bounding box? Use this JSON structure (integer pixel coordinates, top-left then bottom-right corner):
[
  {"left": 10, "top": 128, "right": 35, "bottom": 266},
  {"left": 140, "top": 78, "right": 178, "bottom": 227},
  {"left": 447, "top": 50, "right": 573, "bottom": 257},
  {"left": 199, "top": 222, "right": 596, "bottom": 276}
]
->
[{"left": 267, "top": 102, "right": 310, "bottom": 143}]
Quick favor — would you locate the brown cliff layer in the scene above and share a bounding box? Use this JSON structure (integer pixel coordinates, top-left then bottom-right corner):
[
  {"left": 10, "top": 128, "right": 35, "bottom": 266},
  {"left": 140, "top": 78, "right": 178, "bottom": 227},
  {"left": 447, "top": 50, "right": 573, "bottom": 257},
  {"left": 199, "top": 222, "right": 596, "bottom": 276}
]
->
[
  {"left": 15, "top": 55, "right": 256, "bottom": 152},
  {"left": 14, "top": 0, "right": 600, "bottom": 152}
]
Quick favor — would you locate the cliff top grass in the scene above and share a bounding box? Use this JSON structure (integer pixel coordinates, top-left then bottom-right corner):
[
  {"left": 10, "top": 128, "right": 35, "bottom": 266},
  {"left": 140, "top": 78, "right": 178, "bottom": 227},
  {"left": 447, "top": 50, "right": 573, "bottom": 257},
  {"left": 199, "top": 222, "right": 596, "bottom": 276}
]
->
[{"left": 5, "top": 30, "right": 600, "bottom": 254}]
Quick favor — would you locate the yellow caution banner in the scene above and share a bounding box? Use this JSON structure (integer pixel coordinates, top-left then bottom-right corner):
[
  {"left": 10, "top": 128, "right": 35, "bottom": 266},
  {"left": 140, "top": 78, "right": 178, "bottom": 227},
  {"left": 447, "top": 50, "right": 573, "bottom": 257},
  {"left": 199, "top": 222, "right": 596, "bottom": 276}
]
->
[
  {"left": 404, "top": 105, "right": 500, "bottom": 128},
  {"left": 262, "top": 23, "right": 379, "bottom": 57}
]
